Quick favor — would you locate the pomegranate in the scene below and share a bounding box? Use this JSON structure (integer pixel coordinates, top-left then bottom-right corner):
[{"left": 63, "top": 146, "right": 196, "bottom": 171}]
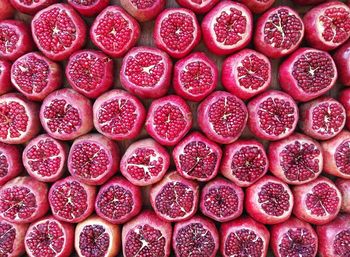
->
[
  {"left": 172, "top": 216, "right": 219, "bottom": 257},
  {"left": 31, "top": 4, "right": 87, "bottom": 61},
  {"left": 197, "top": 91, "right": 248, "bottom": 144},
  {"left": 245, "top": 175, "right": 294, "bottom": 225},
  {"left": 48, "top": 176, "right": 96, "bottom": 223},
  {"left": 321, "top": 130, "right": 350, "bottom": 179},
  {"left": 95, "top": 176, "right": 142, "bottom": 224},
  {"left": 0, "top": 218, "right": 28, "bottom": 257},
  {"left": 40, "top": 88, "right": 93, "bottom": 141},
  {"left": 200, "top": 177, "right": 244, "bottom": 222},
  {"left": 122, "top": 210, "right": 172, "bottom": 257},
  {"left": 299, "top": 97, "right": 346, "bottom": 140},
  {"left": 67, "top": 0, "right": 109, "bottom": 16},
  {"left": 149, "top": 171, "right": 199, "bottom": 222},
  {"left": 254, "top": 6, "right": 304, "bottom": 58},
  {"left": 0, "top": 93, "right": 40, "bottom": 144},
  {"left": 68, "top": 133, "right": 119, "bottom": 186},
  {"left": 120, "top": 46, "right": 172, "bottom": 99},
  {"left": 145, "top": 95, "right": 192, "bottom": 146},
  {"left": 75, "top": 215, "right": 121, "bottom": 257},
  {"left": 66, "top": 50, "right": 113, "bottom": 99},
  {"left": 120, "top": 0, "right": 165, "bottom": 22},
  {"left": 0, "top": 176, "right": 49, "bottom": 223},
  {"left": 0, "top": 60, "right": 12, "bottom": 95},
  {"left": 120, "top": 138, "right": 170, "bottom": 186},
  {"left": 335, "top": 179, "right": 350, "bottom": 213},
  {"left": 220, "top": 139, "right": 268, "bottom": 187},
  {"left": 11, "top": 52, "right": 62, "bottom": 101},
  {"left": 175, "top": 0, "right": 219, "bottom": 14},
  {"left": 9, "top": 0, "right": 57, "bottom": 15},
  {"left": 292, "top": 176, "right": 342, "bottom": 225},
  {"left": 172, "top": 131, "right": 222, "bottom": 182},
  {"left": 201, "top": 1, "right": 253, "bottom": 55},
  {"left": 220, "top": 216, "right": 270, "bottom": 257},
  {"left": 153, "top": 8, "right": 201, "bottom": 59},
  {"left": 93, "top": 89, "right": 146, "bottom": 141},
  {"left": 316, "top": 214, "right": 350, "bottom": 257},
  {"left": 292, "top": 0, "right": 326, "bottom": 5},
  {"left": 24, "top": 216, "right": 74, "bottom": 257},
  {"left": 304, "top": 1, "right": 350, "bottom": 51},
  {"left": 340, "top": 89, "right": 350, "bottom": 130},
  {"left": 238, "top": 0, "right": 275, "bottom": 14},
  {"left": 270, "top": 217, "right": 318, "bottom": 257},
  {"left": 173, "top": 52, "right": 218, "bottom": 102},
  {"left": 222, "top": 49, "right": 272, "bottom": 100},
  {"left": 247, "top": 90, "right": 299, "bottom": 141},
  {"left": 23, "top": 134, "right": 68, "bottom": 183},
  {"left": 0, "top": 143, "right": 21, "bottom": 186},
  {"left": 333, "top": 40, "right": 350, "bottom": 86},
  {"left": 90, "top": 5, "right": 140, "bottom": 58},
  {"left": 279, "top": 48, "right": 338, "bottom": 102},
  {"left": 0, "top": 0, "right": 14, "bottom": 20},
  {"left": 268, "top": 133, "right": 323, "bottom": 185}
]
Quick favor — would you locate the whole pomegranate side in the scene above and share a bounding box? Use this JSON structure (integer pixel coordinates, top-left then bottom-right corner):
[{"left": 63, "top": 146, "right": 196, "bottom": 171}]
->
[
  {"left": 238, "top": 0, "right": 275, "bottom": 14},
  {"left": 0, "top": 0, "right": 14, "bottom": 20},
  {"left": 333, "top": 40, "right": 350, "bottom": 86},
  {"left": 67, "top": 0, "right": 109, "bottom": 16},
  {"left": 120, "top": 0, "right": 165, "bottom": 21},
  {"left": 335, "top": 178, "right": 350, "bottom": 213},
  {"left": 0, "top": 60, "right": 12, "bottom": 95},
  {"left": 9, "top": 0, "right": 57, "bottom": 15},
  {"left": 175, "top": 0, "right": 219, "bottom": 14},
  {"left": 339, "top": 89, "right": 350, "bottom": 130},
  {"left": 0, "top": 142, "right": 22, "bottom": 186},
  {"left": 292, "top": 0, "right": 326, "bottom": 5},
  {"left": 0, "top": 218, "right": 28, "bottom": 257}
]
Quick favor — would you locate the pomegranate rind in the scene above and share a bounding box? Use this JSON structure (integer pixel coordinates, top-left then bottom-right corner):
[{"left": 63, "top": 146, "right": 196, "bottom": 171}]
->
[
  {"left": 0, "top": 60, "right": 13, "bottom": 95},
  {"left": 0, "top": 0, "right": 14, "bottom": 20},
  {"left": 9, "top": 0, "right": 57, "bottom": 15},
  {"left": 0, "top": 143, "right": 22, "bottom": 186},
  {"left": 67, "top": 0, "right": 109, "bottom": 16},
  {"left": 333, "top": 40, "right": 350, "bottom": 86},
  {"left": 175, "top": 0, "right": 219, "bottom": 14},
  {"left": 335, "top": 179, "right": 350, "bottom": 213},
  {"left": 292, "top": 0, "right": 327, "bottom": 5},
  {"left": 238, "top": 0, "right": 275, "bottom": 14},
  {"left": 120, "top": 0, "right": 165, "bottom": 22},
  {"left": 0, "top": 218, "right": 28, "bottom": 257},
  {"left": 339, "top": 89, "right": 350, "bottom": 131}
]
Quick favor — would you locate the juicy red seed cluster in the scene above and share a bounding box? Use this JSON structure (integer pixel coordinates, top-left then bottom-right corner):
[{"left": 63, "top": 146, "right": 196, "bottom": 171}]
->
[
  {"left": 0, "top": 151, "right": 9, "bottom": 178},
  {"left": 258, "top": 182, "right": 290, "bottom": 216},
  {"left": 335, "top": 140, "right": 350, "bottom": 175},
  {"left": 79, "top": 224, "right": 110, "bottom": 256},
  {"left": 131, "top": 0, "right": 156, "bottom": 9},
  {"left": 225, "top": 229, "right": 264, "bottom": 256},
  {"left": 0, "top": 25, "right": 19, "bottom": 54},
  {"left": 320, "top": 7, "right": 350, "bottom": 43},
  {"left": 312, "top": 102, "right": 345, "bottom": 136},
  {"left": 279, "top": 228, "right": 317, "bottom": 257},
  {"left": 0, "top": 101, "right": 28, "bottom": 139},
  {"left": 0, "top": 222, "right": 15, "bottom": 255},
  {"left": 180, "top": 61, "right": 214, "bottom": 94},
  {"left": 72, "top": 0, "right": 97, "bottom": 6},
  {"left": 333, "top": 229, "right": 350, "bottom": 256}
]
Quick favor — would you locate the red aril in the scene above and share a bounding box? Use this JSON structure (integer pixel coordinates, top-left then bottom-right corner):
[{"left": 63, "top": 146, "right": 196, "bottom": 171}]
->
[
  {"left": 339, "top": 89, "right": 350, "bottom": 130},
  {"left": 67, "top": 0, "right": 109, "bottom": 16},
  {"left": 0, "top": 218, "right": 28, "bottom": 257},
  {"left": 0, "top": 142, "right": 22, "bottom": 186},
  {"left": 0, "top": 0, "right": 14, "bottom": 20},
  {"left": 0, "top": 60, "right": 12, "bottom": 95},
  {"left": 9, "top": 0, "right": 57, "bottom": 15},
  {"left": 120, "top": 0, "right": 165, "bottom": 22},
  {"left": 335, "top": 178, "right": 350, "bottom": 213},
  {"left": 333, "top": 40, "right": 350, "bottom": 86},
  {"left": 238, "top": 0, "right": 275, "bottom": 14}
]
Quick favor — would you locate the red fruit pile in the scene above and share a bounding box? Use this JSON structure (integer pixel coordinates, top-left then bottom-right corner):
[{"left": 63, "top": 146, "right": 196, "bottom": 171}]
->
[{"left": 0, "top": 0, "right": 350, "bottom": 256}]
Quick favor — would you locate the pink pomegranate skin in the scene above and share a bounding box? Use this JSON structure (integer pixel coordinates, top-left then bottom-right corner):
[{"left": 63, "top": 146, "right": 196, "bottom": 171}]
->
[
  {"left": 0, "top": 60, "right": 12, "bottom": 95},
  {"left": 0, "top": 0, "right": 14, "bottom": 20},
  {"left": 197, "top": 91, "right": 248, "bottom": 145},
  {"left": 153, "top": 8, "right": 201, "bottom": 59},
  {"left": 120, "top": 46, "right": 172, "bottom": 99},
  {"left": 0, "top": 143, "right": 22, "bottom": 186},
  {"left": 299, "top": 97, "right": 346, "bottom": 140},
  {"left": 321, "top": 130, "right": 350, "bottom": 179},
  {"left": 67, "top": 0, "right": 109, "bottom": 16},
  {"left": 220, "top": 139, "right": 268, "bottom": 187},
  {"left": 279, "top": 48, "right": 338, "bottom": 102},
  {"left": 11, "top": 52, "right": 62, "bottom": 101},
  {"left": 339, "top": 89, "right": 350, "bottom": 130},
  {"left": 0, "top": 176, "right": 49, "bottom": 224},
  {"left": 31, "top": 4, "right": 87, "bottom": 61},
  {"left": 9, "top": 0, "right": 57, "bottom": 15},
  {"left": 293, "top": 176, "right": 342, "bottom": 225},
  {"left": 220, "top": 216, "right": 270, "bottom": 257},
  {"left": 270, "top": 217, "right": 318, "bottom": 257},
  {"left": 23, "top": 134, "right": 68, "bottom": 183},
  {"left": 238, "top": 0, "right": 275, "bottom": 14},
  {"left": 66, "top": 50, "right": 113, "bottom": 99},
  {"left": 0, "top": 93, "right": 40, "bottom": 145},
  {"left": 40, "top": 88, "right": 93, "bottom": 141},
  {"left": 316, "top": 214, "right": 350, "bottom": 257},
  {"left": 335, "top": 179, "right": 350, "bottom": 213},
  {"left": 303, "top": 1, "right": 350, "bottom": 51},
  {"left": 173, "top": 216, "right": 219, "bottom": 257},
  {"left": 176, "top": 0, "right": 218, "bottom": 14},
  {"left": 120, "top": 0, "right": 165, "bottom": 22},
  {"left": 122, "top": 210, "right": 172, "bottom": 257},
  {"left": 292, "top": 0, "right": 326, "bottom": 5},
  {"left": 222, "top": 49, "right": 272, "bottom": 100},
  {"left": 333, "top": 40, "right": 350, "bottom": 86},
  {"left": 200, "top": 177, "right": 244, "bottom": 222},
  {"left": 120, "top": 138, "right": 170, "bottom": 186},
  {"left": 0, "top": 218, "right": 28, "bottom": 257},
  {"left": 0, "top": 20, "right": 33, "bottom": 61},
  {"left": 254, "top": 6, "right": 304, "bottom": 58},
  {"left": 93, "top": 89, "right": 146, "bottom": 141},
  {"left": 90, "top": 6, "right": 140, "bottom": 58},
  {"left": 201, "top": 1, "right": 253, "bottom": 55}
]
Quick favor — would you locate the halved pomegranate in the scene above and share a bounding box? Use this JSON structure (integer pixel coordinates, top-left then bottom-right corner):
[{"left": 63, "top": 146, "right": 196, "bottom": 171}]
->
[
  {"left": 120, "top": 0, "right": 165, "bottom": 21},
  {"left": 93, "top": 89, "right": 146, "bottom": 141},
  {"left": 0, "top": 176, "right": 49, "bottom": 224},
  {"left": 90, "top": 5, "right": 140, "bottom": 58},
  {"left": 247, "top": 90, "right": 299, "bottom": 141},
  {"left": 293, "top": 176, "right": 342, "bottom": 225},
  {"left": 335, "top": 178, "right": 350, "bottom": 213},
  {"left": 67, "top": 0, "right": 109, "bottom": 16},
  {"left": 201, "top": 1, "right": 253, "bottom": 55},
  {"left": 95, "top": 176, "right": 142, "bottom": 224},
  {"left": 0, "top": 60, "right": 12, "bottom": 95},
  {"left": 245, "top": 175, "right": 294, "bottom": 225},
  {"left": 197, "top": 91, "right": 248, "bottom": 144},
  {"left": 220, "top": 216, "right": 270, "bottom": 257},
  {"left": 31, "top": 4, "right": 87, "bottom": 61},
  {"left": 0, "top": 218, "right": 28, "bottom": 257},
  {"left": 48, "top": 176, "right": 96, "bottom": 223},
  {"left": 173, "top": 131, "right": 222, "bottom": 182},
  {"left": 153, "top": 8, "right": 201, "bottom": 59},
  {"left": 172, "top": 216, "right": 219, "bottom": 257},
  {"left": 120, "top": 138, "right": 170, "bottom": 186},
  {"left": 149, "top": 171, "right": 199, "bottom": 222},
  {"left": 23, "top": 134, "right": 68, "bottom": 183},
  {"left": 66, "top": 50, "right": 114, "bottom": 99},
  {"left": 238, "top": 0, "right": 275, "bottom": 14},
  {"left": 254, "top": 6, "right": 304, "bottom": 58},
  {"left": 0, "top": 143, "right": 22, "bottom": 186},
  {"left": 120, "top": 46, "right": 172, "bottom": 99},
  {"left": 175, "top": 0, "right": 219, "bottom": 14},
  {"left": 173, "top": 52, "right": 218, "bottom": 102},
  {"left": 9, "top": 0, "right": 57, "bottom": 14},
  {"left": 200, "top": 177, "right": 244, "bottom": 222},
  {"left": 333, "top": 40, "right": 350, "bottom": 86},
  {"left": 145, "top": 95, "right": 192, "bottom": 146},
  {"left": 340, "top": 89, "right": 350, "bottom": 130},
  {"left": 220, "top": 139, "right": 268, "bottom": 187},
  {"left": 24, "top": 216, "right": 74, "bottom": 257}
]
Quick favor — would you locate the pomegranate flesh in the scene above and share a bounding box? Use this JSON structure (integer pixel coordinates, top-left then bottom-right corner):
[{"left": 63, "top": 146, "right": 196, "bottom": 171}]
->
[
  {"left": 238, "top": 0, "right": 275, "bottom": 14},
  {"left": 335, "top": 179, "right": 350, "bottom": 213},
  {"left": 120, "top": 0, "right": 165, "bottom": 22},
  {"left": 175, "top": 0, "right": 219, "bottom": 14},
  {"left": 67, "top": 0, "right": 109, "bottom": 16},
  {"left": 0, "top": 142, "right": 22, "bottom": 186},
  {"left": 9, "top": 0, "right": 57, "bottom": 15},
  {"left": 333, "top": 40, "right": 350, "bottom": 86},
  {"left": 340, "top": 89, "right": 350, "bottom": 130},
  {"left": 0, "top": 218, "right": 28, "bottom": 257},
  {"left": 0, "top": 60, "right": 12, "bottom": 95}
]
